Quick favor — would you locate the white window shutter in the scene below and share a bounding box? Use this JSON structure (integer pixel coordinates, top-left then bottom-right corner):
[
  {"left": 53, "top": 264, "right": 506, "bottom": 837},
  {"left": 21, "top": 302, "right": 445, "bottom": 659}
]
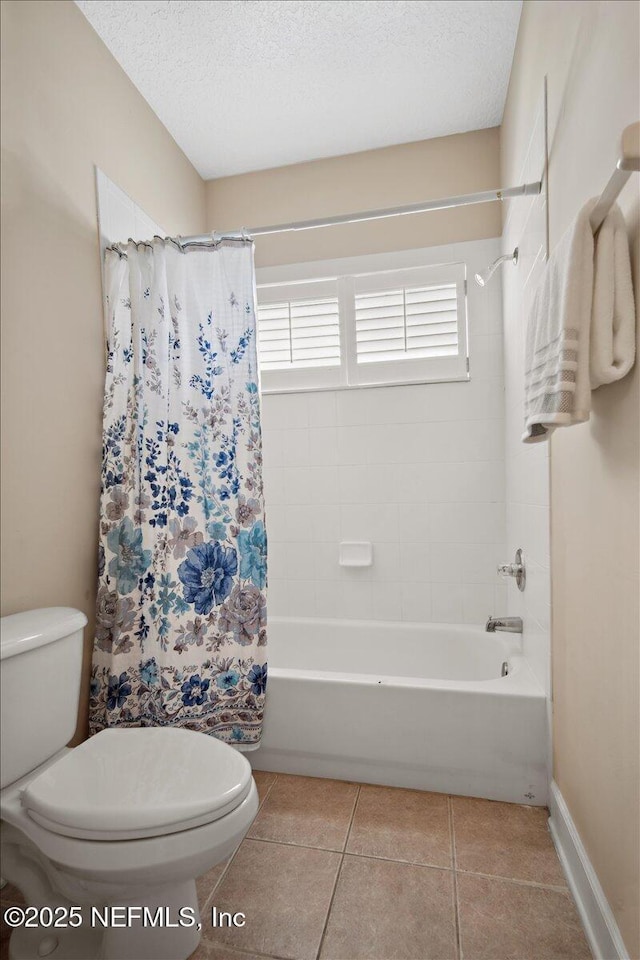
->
[
  {"left": 355, "top": 282, "right": 459, "bottom": 364},
  {"left": 256, "top": 278, "right": 344, "bottom": 391},
  {"left": 257, "top": 297, "right": 340, "bottom": 370},
  {"left": 256, "top": 261, "right": 468, "bottom": 392}
]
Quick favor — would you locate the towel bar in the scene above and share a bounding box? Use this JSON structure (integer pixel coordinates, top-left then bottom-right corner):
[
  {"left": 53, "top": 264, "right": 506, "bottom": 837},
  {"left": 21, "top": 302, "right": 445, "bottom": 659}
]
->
[{"left": 590, "top": 121, "right": 640, "bottom": 232}]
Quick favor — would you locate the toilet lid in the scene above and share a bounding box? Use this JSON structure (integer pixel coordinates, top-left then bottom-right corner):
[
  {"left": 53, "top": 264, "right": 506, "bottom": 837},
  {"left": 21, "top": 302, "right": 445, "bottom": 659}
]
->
[{"left": 21, "top": 728, "right": 253, "bottom": 841}]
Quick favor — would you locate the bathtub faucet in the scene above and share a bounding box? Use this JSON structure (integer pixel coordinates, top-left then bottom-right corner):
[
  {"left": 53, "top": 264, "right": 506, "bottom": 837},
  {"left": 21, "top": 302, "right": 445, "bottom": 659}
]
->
[{"left": 485, "top": 615, "right": 523, "bottom": 634}]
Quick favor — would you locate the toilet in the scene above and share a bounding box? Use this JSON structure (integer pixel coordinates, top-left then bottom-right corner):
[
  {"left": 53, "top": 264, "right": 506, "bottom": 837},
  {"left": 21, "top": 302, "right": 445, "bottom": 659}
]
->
[{"left": 0, "top": 608, "right": 259, "bottom": 960}]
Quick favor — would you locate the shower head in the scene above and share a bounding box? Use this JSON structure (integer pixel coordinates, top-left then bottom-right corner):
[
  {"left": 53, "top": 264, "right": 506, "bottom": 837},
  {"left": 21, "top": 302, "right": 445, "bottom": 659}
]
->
[{"left": 474, "top": 247, "right": 519, "bottom": 287}]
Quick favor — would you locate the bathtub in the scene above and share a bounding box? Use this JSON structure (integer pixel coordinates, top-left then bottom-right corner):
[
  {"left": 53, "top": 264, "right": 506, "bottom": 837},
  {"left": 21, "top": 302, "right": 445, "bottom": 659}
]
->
[{"left": 252, "top": 617, "right": 548, "bottom": 805}]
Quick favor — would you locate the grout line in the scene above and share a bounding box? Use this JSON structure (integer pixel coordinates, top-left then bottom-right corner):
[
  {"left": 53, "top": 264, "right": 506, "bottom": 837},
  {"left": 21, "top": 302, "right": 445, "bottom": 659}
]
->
[
  {"left": 199, "top": 942, "right": 288, "bottom": 960},
  {"left": 315, "top": 784, "right": 361, "bottom": 960},
  {"left": 255, "top": 772, "right": 278, "bottom": 810},
  {"left": 200, "top": 774, "right": 278, "bottom": 917},
  {"left": 234, "top": 833, "right": 572, "bottom": 897},
  {"left": 202, "top": 774, "right": 281, "bottom": 915},
  {"left": 244, "top": 834, "right": 456, "bottom": 873},
  {"left": 454, "top": 868, "right": 569, "bottom": 892},
  {"left": 342, "top": 781, "right": 362, "bottom": 856},
  {"left": 449, "top": 796, "right": 463, "bottom": 960}
]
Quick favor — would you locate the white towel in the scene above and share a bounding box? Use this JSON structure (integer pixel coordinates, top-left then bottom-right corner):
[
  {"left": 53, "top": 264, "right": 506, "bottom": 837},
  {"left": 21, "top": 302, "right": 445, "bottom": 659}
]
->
[
  {"left": 523, "top": 199, "right": 636, "bottom": 442},
  {"left": 523, "top": 201, "right": 595, "bottom": 442},
  {"left": 590, "top": 203, "right": 636, "bottom": 388}
]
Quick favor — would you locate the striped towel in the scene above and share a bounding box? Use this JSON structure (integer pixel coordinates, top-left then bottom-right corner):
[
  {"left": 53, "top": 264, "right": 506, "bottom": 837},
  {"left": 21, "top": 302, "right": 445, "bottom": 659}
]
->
[{"left": 523, "top": 201, "right": 595, "bottom": 442}]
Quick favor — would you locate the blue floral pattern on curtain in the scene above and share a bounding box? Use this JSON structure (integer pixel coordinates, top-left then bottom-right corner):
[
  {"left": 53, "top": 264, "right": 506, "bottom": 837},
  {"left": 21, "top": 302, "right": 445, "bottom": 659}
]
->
[{"left": 90, "top": 239, "right": 266, "bottom": 747}]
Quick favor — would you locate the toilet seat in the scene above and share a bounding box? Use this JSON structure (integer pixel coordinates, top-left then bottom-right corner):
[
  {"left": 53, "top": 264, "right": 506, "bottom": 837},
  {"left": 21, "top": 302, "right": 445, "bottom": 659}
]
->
[{"left": 21, "top": 727, "right": 253, "bottom": 841}]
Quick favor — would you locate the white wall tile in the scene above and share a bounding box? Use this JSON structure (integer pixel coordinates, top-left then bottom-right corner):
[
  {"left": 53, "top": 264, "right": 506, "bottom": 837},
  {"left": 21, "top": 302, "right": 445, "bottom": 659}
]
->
[
  {"left": 365, "top": 423, "right": 419, "bottom": 464},
  {"left": 427, "top": 461, "right": 505, "bottom": 503},
  {"left": 401, "top": 582, "right": 433, "bottom": 622},
  {"left": 372, "top": 582, "right": 403, "bottom": 621},
  {"left": 267, "top": 579, "right": 289, "bottom": 616},
  {"left": 339, "top": 503, "right": 399, "bottom": 542},
  {"left": 260, "top": 237, "right": 507, "bottom": 627},
  {"left": 309, "top": 505, "right": 341, "bottom": 542},
  {"left": 265, "top": 505, "right": 288, "bottom": 542},
  {"left": 338, "top": 464, "right": 394, "bottom": 503},
  {"left": 399, "top": 542, "right": 431, "bottom": 582},
  {"left": 266, "top": 541, "right": 288, "bottom": 580},
  {"left": 308, "top": 427, "right": 338, "bottom": 466},
  {"left": 262, "top": 393, "right": 309, "bottom": 430},
  {"left": 461, "top": 584, "right": 496, "bottom": 624},
  {"left": 336, "top": 426, "right": 370, "bottom": 465},
  {"left": 429, "top": 502, "right": 505, "bottom": 544},
  {"left": 502, "top": 96, "right": 551, "bottom": 694},
  {"left": 310, "top": 466, "right": 341, "bottom": 505},
  {"left": 469, "top": 334, "right": 504, "bottom": 380},
  {"left": 461, "top": 543, "right": 506, "bottom": 583},
  {"left": 339, "top": 580, "right": 373, "bottom": 620},
  {"left": 315, "top": 541, "right": 340, "bottom": 580},
  {"left": 307, "top": 391, "right": 337, "bottom": 427},
  {"left": 419, "top": 420, "right": 504, "bottom": 463},
  {"left": 262, "top": 467, "right": 285, "bottom": 506},
  {"left": 431, "top": 583, "right": 464, "bottom": 623},
  {"left": 370, "top": 542, "right": 401, "bottom": 582},
  {"left": 285, "top": 543, "right": 317, "bottom": 581},
  {"left": 430, "top": 543, "right": 464, "bottom": 584},
  {"left": 288, "top": 580, "right": 317, "bottom": 617},
  {"left": 394, "top": 464, "right": 432, "bottom": 503},
  {"left": 397, "top": 503, "right": 431, "bottom": 543},
  {"left": 315, "top": 581, "right": 337, "bottom": 616},
  {"left": 282, "top": 505, "right": 315, "bottom": 542},
  {"left": 262, "top": 429, "right": 284, "bottom": 468},
  {"left": 282, "top": 429, "right": 311, "bottom": 467}
]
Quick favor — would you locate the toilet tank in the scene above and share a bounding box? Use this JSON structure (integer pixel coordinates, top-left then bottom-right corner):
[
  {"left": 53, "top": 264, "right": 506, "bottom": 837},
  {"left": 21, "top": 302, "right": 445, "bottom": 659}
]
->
[{"left": 0, "top": 608, "right": 87, "bottom": 789}]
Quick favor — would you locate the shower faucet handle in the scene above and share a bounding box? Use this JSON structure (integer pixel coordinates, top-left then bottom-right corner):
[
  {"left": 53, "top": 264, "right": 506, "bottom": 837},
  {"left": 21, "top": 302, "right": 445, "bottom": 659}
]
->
[
  {"left": 497, "top": 563, "right": 521, "bottom": 577},
  {"left": 497, "top": 548, "right": 526, "bottom": 591}
]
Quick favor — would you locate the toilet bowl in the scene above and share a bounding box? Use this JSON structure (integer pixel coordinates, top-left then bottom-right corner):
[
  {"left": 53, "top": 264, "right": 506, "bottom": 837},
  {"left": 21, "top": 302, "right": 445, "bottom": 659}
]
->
[{"left": 0, "top": 609, "right": 259, "bottom": 960}]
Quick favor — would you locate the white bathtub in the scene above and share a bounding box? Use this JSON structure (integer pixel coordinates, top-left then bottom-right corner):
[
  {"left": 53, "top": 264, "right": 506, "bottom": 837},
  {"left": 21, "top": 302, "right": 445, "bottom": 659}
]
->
[{"left": 252, "top": 617, "right": 548, "bottom": 805}]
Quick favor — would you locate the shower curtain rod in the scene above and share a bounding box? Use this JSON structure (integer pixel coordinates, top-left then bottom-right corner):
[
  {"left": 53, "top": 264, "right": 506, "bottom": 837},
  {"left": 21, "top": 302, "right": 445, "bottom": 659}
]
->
[
  {"left": 182, "top": 181, "right": 542, "bottom": 245},
  {"left": 109, "top": 181, "right": 542, "bottom": 254}
]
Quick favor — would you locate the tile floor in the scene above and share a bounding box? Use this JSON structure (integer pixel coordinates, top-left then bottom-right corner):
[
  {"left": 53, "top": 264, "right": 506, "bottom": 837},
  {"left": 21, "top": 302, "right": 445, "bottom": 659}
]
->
[
  {"left": 190, "top": 772, "right": 591, "bottom": 960},
  {"left": 0, "top": 772, "right": 593, "bottom": 960}
]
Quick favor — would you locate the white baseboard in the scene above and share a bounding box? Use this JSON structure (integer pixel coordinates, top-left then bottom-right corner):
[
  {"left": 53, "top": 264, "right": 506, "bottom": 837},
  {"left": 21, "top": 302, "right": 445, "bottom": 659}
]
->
[{"left": 548, "top": 781, "right": 629, "bottom": 960}]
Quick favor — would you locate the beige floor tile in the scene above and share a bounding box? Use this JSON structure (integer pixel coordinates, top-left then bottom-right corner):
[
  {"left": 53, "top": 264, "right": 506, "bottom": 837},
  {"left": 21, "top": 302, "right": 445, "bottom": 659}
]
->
[
  {"left": 452, "top": 796, "right": 567, "bottom": 885},
  {"left": 251, "top": 770, "right": 277, "bottom": 805},
  {"left": 189, "top": 940, "right": 273, "bottom": 960},
  {"left": 320, "top": 855, "right": 456, "bottom": 960},
  {"left": 247, "top": 774, "right": 358, "bottom": 851},
  {"left": 196, "top": 859, "right": 231, "bottom": 910},
  {"left": 457, "top": 873, "right": 592, "bottom": 959},
  {"left": 204, "top": 839, "right": 341, "bottom": 960},
  {"left": 346, "top": 785, "right": 452, "bottom": 867}
]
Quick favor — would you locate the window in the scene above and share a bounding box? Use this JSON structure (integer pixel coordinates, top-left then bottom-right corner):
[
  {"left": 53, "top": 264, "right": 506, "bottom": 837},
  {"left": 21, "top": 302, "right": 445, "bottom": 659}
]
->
[
  {"left": 256, "top": 261, "right": 468, "bottom": 392},
  {"left": 355, "top": 284, "right": 458, "bottom": 363}
]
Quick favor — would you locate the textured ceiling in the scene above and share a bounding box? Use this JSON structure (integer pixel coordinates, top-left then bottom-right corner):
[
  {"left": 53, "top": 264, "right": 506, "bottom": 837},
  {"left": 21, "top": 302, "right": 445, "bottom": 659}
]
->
[{"left": 76, "top": 0, "right": 522, "bottom": 179}]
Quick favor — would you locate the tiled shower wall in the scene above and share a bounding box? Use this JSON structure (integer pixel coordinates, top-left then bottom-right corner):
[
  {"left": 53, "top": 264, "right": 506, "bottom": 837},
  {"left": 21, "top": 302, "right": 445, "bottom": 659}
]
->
[
  {"left": 501, "top": 92, "right": 551, "bottom": 696},
  {"left": 261, "top": 237, "right": 507, "bottom": 624}
]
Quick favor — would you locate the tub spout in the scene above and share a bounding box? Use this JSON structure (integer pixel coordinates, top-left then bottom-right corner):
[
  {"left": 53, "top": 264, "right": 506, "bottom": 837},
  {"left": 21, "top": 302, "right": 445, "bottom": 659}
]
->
[{"left": 486, "top": 616, "right": 523, "bottom": 634}]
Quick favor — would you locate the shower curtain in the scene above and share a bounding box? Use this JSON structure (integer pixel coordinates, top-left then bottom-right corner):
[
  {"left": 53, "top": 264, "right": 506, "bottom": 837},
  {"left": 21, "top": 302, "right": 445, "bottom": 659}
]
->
[{"left": 89, "top": 238, "right": 267, "bottom": 748}]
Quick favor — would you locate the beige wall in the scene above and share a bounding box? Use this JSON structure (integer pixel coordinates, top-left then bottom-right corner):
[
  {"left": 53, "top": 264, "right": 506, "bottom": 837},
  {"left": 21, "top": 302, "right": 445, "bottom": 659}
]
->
[
  {"left": 207, "top": 128, "right": 501, "bottom": 266},
  {"left": 502, "top": 1, "right": 640, "bottom": 954},
  {"left": 0, "top": 0, "right": 205, "bottom": 740}
]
